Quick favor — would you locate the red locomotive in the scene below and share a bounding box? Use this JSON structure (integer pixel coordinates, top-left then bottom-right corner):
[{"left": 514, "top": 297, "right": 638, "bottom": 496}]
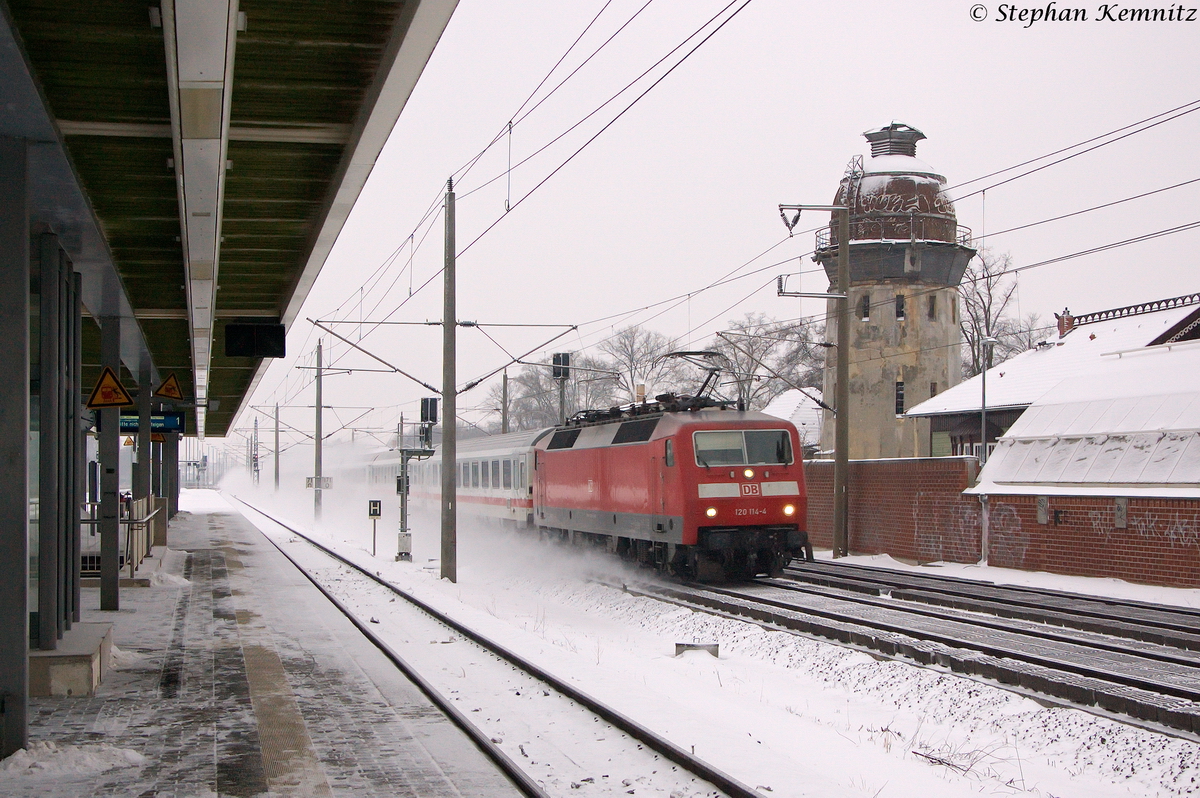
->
[{"left": 407, "top": 393, "right": 811, "bottom": 581}]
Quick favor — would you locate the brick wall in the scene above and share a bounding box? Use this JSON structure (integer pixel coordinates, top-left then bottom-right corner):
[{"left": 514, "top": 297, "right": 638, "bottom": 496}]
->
[
  {"left": 805, "top": 457, "right": 980, "bottom": 564},
  {"left": 803, "top": 457, "right": 1200, "bottom": 587},
  {"left": 986, "top": 495, "right": 1200, "bottom": 588}
]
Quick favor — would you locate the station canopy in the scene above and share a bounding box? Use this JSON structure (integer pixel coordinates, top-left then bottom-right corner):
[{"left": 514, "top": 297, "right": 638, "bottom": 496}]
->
[{"left": 2, "top": 0, "right": 455, "bottom": 436}]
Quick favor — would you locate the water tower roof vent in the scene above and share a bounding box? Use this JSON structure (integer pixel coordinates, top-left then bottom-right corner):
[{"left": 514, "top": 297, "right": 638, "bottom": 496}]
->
[{"left": 863, "top": 123, "right": 926, "bottom": 157}]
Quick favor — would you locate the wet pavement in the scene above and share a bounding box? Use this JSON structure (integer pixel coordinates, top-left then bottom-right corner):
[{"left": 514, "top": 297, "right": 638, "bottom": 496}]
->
[{"left": 5, "top": 495, "right": 522, "bottom": 797}]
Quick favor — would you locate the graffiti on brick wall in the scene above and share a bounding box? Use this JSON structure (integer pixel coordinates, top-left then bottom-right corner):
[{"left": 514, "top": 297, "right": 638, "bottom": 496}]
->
[
  {"left": 986, "top": 503, "right": 1029, "bottom": 567},
  {"left": 1130, "top": 511, "right": 1200, "bottom": 549},
  {"left": 912, "top": 492, "right": 980, "bottom": 564}
]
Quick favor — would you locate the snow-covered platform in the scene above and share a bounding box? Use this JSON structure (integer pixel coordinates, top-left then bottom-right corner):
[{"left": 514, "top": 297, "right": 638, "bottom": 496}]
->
[{"left": 4, "top": 493, "right": 521, "bottom": 797}]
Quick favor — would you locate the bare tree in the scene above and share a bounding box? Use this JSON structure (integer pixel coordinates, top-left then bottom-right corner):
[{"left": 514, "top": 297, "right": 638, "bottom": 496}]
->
[
  {"left": 484, "top": 354, "right": 618, "bottom": 432},
  {"left": 596, "top": 325, "right": 686, "bottom": 403},
  {"left": 710, "top": 313, "right": 824, "bottom": 410},
  {"left": 959, "top": 250, "right": 1047, "bottom": 377}
]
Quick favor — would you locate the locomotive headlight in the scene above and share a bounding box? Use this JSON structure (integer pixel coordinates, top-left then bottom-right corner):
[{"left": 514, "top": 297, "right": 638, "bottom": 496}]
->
[
  {"left": 705, "top": 507, "right": 718, "bottom": 518},
  {"left": 743, "top": 468, "right": 755, "bottom": 479},
  {"left": 783, "top": 504, "right": 796, "bottom": 516}
]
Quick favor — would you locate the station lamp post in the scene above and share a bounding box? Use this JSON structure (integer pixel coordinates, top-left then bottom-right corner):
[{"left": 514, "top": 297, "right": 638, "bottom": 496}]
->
[{"left": 778, "top": 203, "right": 850, "bottom": 558}]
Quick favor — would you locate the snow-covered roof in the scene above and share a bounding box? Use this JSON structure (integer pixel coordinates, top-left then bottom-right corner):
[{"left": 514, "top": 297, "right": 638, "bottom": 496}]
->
[
  {"left": 968, "top": 341, "right": 1200, "bottom": 497},
  {"left": 907, "top": 298, "right": 1200, "bottom": 417},
  {"left": 863, "top": 154, "right": 945, "bottom": 181},
  {"left": 761, "top": 389, "right": 824, "bottom": 447}
]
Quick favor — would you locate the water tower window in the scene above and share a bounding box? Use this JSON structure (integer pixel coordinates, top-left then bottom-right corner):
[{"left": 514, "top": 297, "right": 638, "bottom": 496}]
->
[
  {"left": 930, "top": 381, "right": 938, "bottom": 397},
  {"left": 895, "top": 381, "right": 905, "bottom": 415},
  {"left": 895, "top": 293, "right": 906, "bottom": 320},
  {"left": 859, "top": 294, "right": 871, "bottom": 321},
  {"left": 927, "top": 294, "right": 937, "bottom": 320}
]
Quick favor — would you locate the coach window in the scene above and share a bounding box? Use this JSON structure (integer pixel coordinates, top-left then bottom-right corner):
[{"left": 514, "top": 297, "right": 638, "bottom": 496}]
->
[
  {"left": 492, "top": 460, "right": 500, "bottom": 489},
  {"left": 472, "top": 462, "right": 480, "bottom": 488},
  {"left": 519, "top": 458, "right": 527, "bottom": 491},
  {"left": 461, "top": 462, "right": 468, "bottom": 487},
  {"left": 503, "top": 459, "right": 512, "bottom": 489},
  {"left": 482, "top": 461, "right": 490, "bottom": 489},
  {"left": 664, "top": 439, "right": 674, "bottom": 466}
]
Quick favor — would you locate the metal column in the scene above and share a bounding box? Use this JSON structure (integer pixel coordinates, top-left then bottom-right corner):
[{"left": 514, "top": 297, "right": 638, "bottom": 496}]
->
[
  {"left": 99, "top": 317, "right": 121, "bottom": 611},
  {"left": 0, "top": 136, "right": 31, "bottom": 758},
  {"left": 135, "top": 365, "right": 151, "bottom": 501},
  {"left": 152, "top": 425, "right": 162, "bottom": 497},
  {"left": 440, "top": 179, "right": 457, "bottom": 583},
  {"left": 832, "top": 208, "right": 850, "bottom": 559},
  {"left": 314, "top": 341, "right": 323, "bottom": 519},
  {"left": 37, "top": 233, "right": 61, "bottom": 649},
  {"left": 71, "top": 272, "right": 83, "bottom": 623},
  {"left": 166, "top": 432, "right": 179, "bottom": 519}
]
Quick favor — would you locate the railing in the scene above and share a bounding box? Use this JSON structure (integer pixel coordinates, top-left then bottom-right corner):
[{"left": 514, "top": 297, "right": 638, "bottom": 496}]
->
[
  {"left": 1074, "top": 292, "right": 1200, "bottom": 326},
  {"left": 815, "top": 217, "right": 972, "bottom": 251},
  {"left": 122, "top": 497, "right": 160, "bottom": 578},
  {"left": 80, "top": 499, "right": 159, "bottom": 578}
]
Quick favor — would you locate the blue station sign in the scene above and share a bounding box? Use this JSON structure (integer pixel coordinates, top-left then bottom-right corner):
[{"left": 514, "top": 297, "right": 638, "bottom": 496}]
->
[{"left": 119, "top": 412, "right": 185, "bottom": 433}]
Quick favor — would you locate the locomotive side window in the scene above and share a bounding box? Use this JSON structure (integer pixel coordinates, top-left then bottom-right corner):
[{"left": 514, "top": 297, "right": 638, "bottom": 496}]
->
[
  {"left": 548, "top": 428, "right": 582, "bottom": 449},
  {"left": 613, "top": 418, "right": 659, "bottom": 443},
  {"left": 664, "top": 439, "right": 674, "bottom": 466},
  {"left": 694, "top": 430, "right": 793, "bottom": 466}
]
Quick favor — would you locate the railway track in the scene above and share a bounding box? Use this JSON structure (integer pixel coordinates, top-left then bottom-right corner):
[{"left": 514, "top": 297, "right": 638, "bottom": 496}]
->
[
  {"left": 610, "top": 568, "right": 1200, "bottom": 737},
  {"left": 784, "top": 560, "right": 1200, "bottom": 648},
  {"left": 233, "top": 498, "right": 763, "bottom": 798}
]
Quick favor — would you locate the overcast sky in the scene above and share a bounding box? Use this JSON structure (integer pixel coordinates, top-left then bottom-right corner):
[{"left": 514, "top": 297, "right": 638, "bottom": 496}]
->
[{"left": 234, "top": 0, "right": 1199, "bottom": 445}]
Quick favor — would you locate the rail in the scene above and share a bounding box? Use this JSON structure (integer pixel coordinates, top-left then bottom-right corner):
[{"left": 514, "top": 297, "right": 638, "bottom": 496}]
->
[{"left": 234, "top": 496, "right": 767, "bottom": 798}]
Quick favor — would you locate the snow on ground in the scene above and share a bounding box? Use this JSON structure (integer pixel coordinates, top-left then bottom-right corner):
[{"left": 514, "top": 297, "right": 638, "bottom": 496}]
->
[
  {"left": 0, "top": 741, "right": 147, "bottom": 778},
  {"left": 814, "top": 550, "right": 1200, "bottom": 611},
  {"left": 226, "top": 486, "right": 1200, "bottom": 798}
]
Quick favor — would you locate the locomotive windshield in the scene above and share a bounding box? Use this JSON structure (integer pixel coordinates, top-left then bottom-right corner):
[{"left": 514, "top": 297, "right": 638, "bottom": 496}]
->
[{"left": 693, "top": 430, "right": 793, "bottom": 466}]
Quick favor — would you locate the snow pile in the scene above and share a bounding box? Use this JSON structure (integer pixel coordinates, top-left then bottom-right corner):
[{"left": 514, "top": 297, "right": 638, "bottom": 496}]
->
[
  {"left": 0, "top": 741, "right": 147, "bottom": 777},
  {"left": 148, "top": 570, "right": 191, "bottom": 588},
  {"left": 108, "top": 644, "right": 148, "bottom": 670}
]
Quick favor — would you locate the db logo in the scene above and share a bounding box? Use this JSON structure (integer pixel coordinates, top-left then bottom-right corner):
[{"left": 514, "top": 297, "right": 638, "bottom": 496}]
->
[{"left": 740, "top": 483, "right": 760, "bottom": 496}]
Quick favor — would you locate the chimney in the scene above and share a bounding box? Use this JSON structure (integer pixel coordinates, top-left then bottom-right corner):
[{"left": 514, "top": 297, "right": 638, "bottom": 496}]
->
[
  {"left": 863, "top": 122, "right": 927, "bottom": 157},
  {"left": 1054, "top": 308, "right": 1075, "bottom": 338}
]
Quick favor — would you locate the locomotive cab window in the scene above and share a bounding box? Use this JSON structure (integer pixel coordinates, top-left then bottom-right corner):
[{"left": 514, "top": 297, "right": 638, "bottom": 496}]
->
[{"left": 693, "top": 430, "right": 792, "bottom": 466}]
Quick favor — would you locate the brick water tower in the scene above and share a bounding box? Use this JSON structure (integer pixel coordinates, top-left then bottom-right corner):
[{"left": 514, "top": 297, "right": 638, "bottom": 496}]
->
[{"left": 814, "top": 124, "right": 976, "bottom": 458}]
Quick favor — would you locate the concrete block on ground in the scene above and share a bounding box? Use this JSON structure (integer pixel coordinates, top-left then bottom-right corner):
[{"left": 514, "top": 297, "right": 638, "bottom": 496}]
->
[{"left": 29, "top": 622, "right": 112, "bottom": 697}]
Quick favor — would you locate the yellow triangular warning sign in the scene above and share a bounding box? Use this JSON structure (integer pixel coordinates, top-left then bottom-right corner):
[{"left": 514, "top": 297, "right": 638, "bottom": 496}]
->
[
  {"left": 87, "top": 366, "right": 134, "bottom": 409},
  {"left": 154, "top": 372, "right": 185, "bottom": 401},
  {"left": 123, "top": 436, "right": 135, "bottom": 446},
  {"left": 151, "top": 432, "right": 165, "bottom": 443}
]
